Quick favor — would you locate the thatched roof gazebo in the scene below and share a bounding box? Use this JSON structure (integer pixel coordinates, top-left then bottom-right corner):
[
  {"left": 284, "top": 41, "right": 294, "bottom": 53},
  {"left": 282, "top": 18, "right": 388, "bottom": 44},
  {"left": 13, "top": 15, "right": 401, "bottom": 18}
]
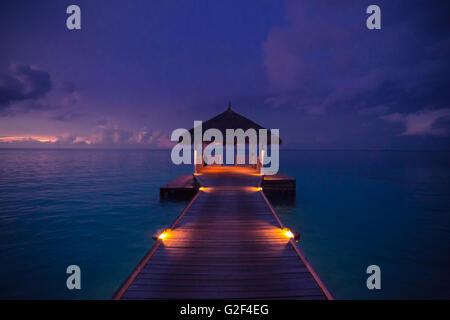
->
[
  {"left": 180, "top": 102, "right": 281, "bottom": 172},
  {"left": 182, "top": 102, "right": 282, "bottom": 145}
]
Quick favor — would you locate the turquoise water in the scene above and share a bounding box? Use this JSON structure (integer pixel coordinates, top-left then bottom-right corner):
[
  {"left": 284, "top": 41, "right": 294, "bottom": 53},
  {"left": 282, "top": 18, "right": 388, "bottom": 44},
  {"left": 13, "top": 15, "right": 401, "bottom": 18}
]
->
[{"left": 0, "top": 149, "right": 449, "bottom": 299}]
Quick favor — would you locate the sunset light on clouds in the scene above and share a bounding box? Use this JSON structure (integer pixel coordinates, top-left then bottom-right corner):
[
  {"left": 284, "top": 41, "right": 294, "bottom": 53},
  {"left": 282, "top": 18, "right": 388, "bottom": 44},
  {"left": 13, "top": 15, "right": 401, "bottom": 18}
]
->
[{"left": 0, "top": 0, "right": 449, "bottom": 150}]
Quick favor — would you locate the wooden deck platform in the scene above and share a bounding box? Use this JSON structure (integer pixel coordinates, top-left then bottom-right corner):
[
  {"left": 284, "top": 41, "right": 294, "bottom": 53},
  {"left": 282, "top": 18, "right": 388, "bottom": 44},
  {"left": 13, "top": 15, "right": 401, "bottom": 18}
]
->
[
  {"left": 116, "top": 166, "right": 332, "bottom": 300},
  {"left": 262, "top": 173, "right": 296, "bottom": 198},
  {"left": 160, "top": 174, "right": 198, "bottom": 199}
]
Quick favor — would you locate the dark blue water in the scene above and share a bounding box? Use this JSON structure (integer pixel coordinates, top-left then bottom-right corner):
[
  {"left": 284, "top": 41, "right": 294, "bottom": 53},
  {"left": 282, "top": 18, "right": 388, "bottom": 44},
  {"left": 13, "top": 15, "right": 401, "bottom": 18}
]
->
[{"left": 0, "top": 149, "right": 449, "bottom": 299}]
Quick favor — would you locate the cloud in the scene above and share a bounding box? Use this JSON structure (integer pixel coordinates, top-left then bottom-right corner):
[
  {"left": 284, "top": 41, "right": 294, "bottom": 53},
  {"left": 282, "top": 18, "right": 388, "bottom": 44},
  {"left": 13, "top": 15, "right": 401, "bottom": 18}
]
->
[
  {"left": 52, "top": 111, "right": 81, "bottom": 122},
  {"left": 59, "top": 81, "right": 81, "bottom": 107},
  {"left": 358, "top": 105, "right": 390, "bottom": 116},
  {"left": 3, "top": 101, "right": 58, "bottom": 116},
  {"left": 130, "top": 128, "right": 174, "bottom": 148},
  {"left": 53, "top": 121, "right": 173, "bottom": 148},
  {"left": 0, "top": 123, "right": 174, "bottom": 148},
  {"left": 262, "top": 0, "right": 450, "bottom": 117},
  {"left": 380, "top": 108, "right": 450, "bottom": 136},
  {"left": 96, "top": 118, "right": 108, "bottom": 126},
  {"left": 61, "top": 81, "right": 78, "bottom": 94},
  {"left": 79, "top": 121, "right": 175, "bottom": 148},
  {"left": 90, "top": 122, "right": 134, "bottom": 146},
  {"left": 0, "top": 63, "right": 86, "bottom": 120},
  {"left": 0, "top": 63, "right": 52, "bottom": 111},
  {"left": 0, "top": 63, "right": 82, "bottom": 118},
  {"left": 130, "top": 127, "right": 163, "bottom": 145}
]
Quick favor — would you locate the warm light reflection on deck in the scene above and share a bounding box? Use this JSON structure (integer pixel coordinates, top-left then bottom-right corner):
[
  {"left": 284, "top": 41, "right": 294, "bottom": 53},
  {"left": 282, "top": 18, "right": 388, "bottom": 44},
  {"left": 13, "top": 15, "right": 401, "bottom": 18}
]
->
[
  {"left": 154, "top": 229, "right": 172, "bottom": 241},
  {"left": 158, "top": 232, "right": 168, "bottom": 240},
  {"left": 198, "top": 166, "right": 259, "bottom": 174},
  {"left": 161, "top": 223, "right": 291, "bottom": 250},
  {"left": 198, "top": 186, "right": 262, "bottom": 193}
]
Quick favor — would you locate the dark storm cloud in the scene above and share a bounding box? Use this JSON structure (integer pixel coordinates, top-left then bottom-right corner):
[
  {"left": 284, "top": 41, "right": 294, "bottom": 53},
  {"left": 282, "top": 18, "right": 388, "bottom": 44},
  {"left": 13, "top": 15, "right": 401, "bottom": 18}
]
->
[
  {"left": 0, "top": 64, "right": 52, "bottom": 111},
  {"left": 263, "top": 0, "right": 450, "bottom": 121},
  {"left": 0, "top": 101, "right": 58, "bottom": 117}
]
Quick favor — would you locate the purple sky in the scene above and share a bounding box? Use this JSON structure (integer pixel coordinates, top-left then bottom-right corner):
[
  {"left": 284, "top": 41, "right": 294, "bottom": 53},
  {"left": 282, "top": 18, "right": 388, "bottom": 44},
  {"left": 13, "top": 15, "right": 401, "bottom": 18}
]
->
[{"left": 0, "top": 0, "right": 449, "bottom": 149}]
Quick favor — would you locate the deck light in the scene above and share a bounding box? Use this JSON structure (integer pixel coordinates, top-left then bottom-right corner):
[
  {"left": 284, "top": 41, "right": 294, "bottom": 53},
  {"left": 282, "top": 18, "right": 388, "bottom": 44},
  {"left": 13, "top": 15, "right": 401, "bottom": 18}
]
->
[
  {"left": 158, "top": 233, "right": 167, "bottom": 240},
  {"left": 152, "top": 229, "right": 171, "bottom": 241},
  {"left": 199, "top": 187, "right": 206, "bottom": 191},
  {"left": 283, "top": 228, "right": 300, "bottom": 242}
]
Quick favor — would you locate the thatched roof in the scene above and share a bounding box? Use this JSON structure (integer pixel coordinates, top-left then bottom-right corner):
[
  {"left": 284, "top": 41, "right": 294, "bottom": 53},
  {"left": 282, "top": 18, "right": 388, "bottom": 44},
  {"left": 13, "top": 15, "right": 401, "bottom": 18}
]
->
[{"left": 181, "top": 103, "right": 282, "bottom": 145}]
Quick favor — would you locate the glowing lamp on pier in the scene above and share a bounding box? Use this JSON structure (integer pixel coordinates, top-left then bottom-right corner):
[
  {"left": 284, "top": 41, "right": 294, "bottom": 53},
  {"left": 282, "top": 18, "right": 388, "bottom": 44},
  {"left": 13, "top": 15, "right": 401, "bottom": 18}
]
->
[
  {"left": 283, "top": 228, "right": 300, "bottom": 242},
  {"left": 152, "top": 229, "right": 171, "bottom": 241}
]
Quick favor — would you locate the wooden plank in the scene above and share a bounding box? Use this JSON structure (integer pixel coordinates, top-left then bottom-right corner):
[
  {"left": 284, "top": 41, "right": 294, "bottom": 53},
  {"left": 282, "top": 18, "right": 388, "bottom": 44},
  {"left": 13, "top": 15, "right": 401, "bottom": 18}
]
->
[
  {"left": 131, "top": 271, "right": 316, "bottom": 281},
  {"left": 263, "top": 173, "right": 295, "bottom": 181},
  {"left": 132, "top": 274, "right": 319, "bottom": 285},
  {"left": 161, "top": 174, "right": 196, "bottom": 189},
  {"left": 115, "top": 166, "right": 332, "bottom": 300},
  {"left": 121, "top": 288, "right": 326, "bottom": 300}
]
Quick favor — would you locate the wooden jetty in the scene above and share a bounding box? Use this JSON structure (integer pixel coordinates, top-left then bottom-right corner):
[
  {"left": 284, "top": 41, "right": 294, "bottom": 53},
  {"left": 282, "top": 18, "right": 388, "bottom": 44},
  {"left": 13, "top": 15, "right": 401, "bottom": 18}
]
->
[{"left": 115, "top": 166, "right": 332, "bottom": 300}]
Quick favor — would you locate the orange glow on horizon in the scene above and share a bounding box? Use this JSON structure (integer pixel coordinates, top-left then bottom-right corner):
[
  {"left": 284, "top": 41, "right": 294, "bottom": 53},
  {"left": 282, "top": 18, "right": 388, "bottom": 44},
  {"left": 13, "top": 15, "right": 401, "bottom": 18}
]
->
[
  {"left": 0, "top": 136, "right": 59, "bottom": 143},
  {"left": 0, "top": 135, "right": 94, "bottom": 145}
]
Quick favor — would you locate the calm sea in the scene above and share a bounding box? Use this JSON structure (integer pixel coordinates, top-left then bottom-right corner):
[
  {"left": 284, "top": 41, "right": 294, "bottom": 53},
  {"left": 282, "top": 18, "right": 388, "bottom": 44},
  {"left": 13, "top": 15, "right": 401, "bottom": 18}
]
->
[{"left": 0, "top": 149, "right": 449, "bottom": 299}]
